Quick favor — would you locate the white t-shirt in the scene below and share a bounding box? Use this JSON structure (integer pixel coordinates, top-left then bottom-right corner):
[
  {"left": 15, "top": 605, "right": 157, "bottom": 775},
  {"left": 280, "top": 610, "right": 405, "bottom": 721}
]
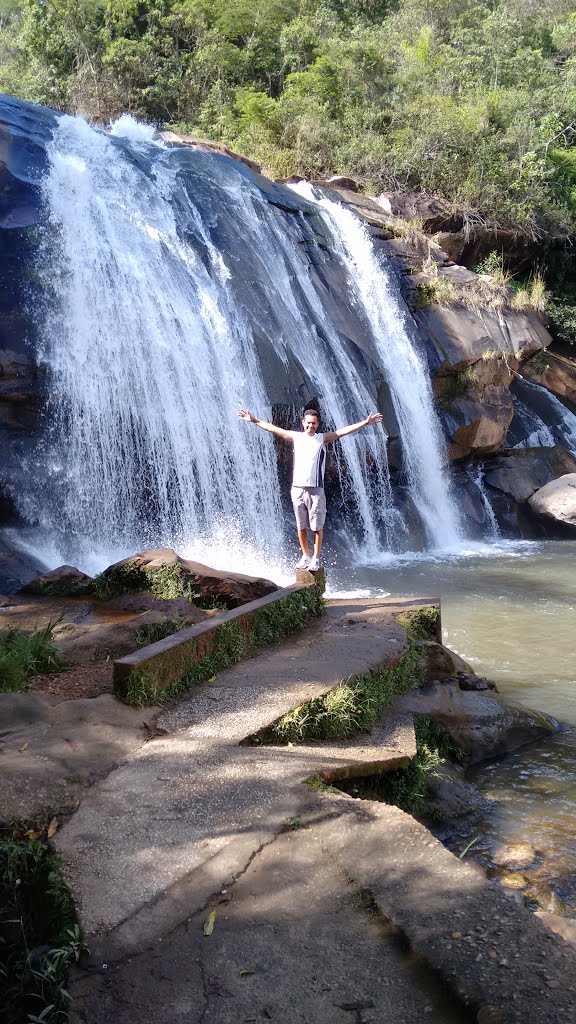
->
[{"left": 291, "top": 431, "right": 326, "bottom": 488}]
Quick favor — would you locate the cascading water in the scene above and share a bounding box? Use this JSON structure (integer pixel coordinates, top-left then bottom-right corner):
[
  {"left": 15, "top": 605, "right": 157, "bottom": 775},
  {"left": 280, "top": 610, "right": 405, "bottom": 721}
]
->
[
  {"left": 508, "top": 377, "right": 576, "bottom": 455},
  {"left": 291, "top": 183, "right": 462, "bottom": 550},
  {"left": 465, "top": 464, "right": 500, "bottom": 539},
  {"left": 23, "top": 111, "right": 425, "bottom": 575},
  {"left": 28, "top": 114, "right": 289, "bottom": 576}
]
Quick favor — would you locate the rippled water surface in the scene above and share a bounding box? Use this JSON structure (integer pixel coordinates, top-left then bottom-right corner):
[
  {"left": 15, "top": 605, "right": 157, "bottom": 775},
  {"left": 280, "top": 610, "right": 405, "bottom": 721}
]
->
[{"left": 330, "top": 539, "right": 576, "bottom": 911}]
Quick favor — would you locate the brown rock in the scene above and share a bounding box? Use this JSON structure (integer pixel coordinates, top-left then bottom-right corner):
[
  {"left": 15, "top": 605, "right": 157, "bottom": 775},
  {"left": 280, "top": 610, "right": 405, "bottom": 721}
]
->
[
  {"left": 492, "top": 843, "right": 537, "bottom": 870},
  {"left": 535, "top": 912, "right": 576, "bottom": 947},
  {"left": 527, "top": 348, "right": 576, "bottom": 406},
  {"left": 100, "top": 547, "right": 278, "bottom": 608},
  {"left": 19, "top": 564, "right": 95, "bottom": 597},
  {"left": 421, "top": 640, "right": 466, "bottom": 681},
  {"left": 54, "top": 602, "right": 209, "bottom": 664},
  {"left": 444, "top": 390, "right": 514, "bottom": 460},
  {"left": 432, "top": 226, "right": 541, "bottom": 272},
  {"left": 379, "top": 191, "right": 461, "bottom": 233},
  {"left": 528, "top": 473, "right": 576, "bottom": 535},
  {"left": 313, "top": 175, "right": 360, "bottom": 192}
]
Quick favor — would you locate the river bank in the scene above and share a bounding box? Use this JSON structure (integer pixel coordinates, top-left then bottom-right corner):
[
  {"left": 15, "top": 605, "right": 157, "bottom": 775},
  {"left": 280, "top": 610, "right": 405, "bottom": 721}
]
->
[{"left": 328, "top": 539, "right": 576, "bottom": 915}]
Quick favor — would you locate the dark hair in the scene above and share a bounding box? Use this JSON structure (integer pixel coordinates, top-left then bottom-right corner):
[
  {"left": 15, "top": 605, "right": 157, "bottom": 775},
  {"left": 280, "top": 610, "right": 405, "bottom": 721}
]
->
[{"left": 302, "top": 397, "right": 320, "bottom": 422}]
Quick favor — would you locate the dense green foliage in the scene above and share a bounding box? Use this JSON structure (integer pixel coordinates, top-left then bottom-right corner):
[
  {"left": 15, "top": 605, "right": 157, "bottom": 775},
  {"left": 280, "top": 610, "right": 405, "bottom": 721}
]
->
[
  {"left": 0, "top": 623, "right": 64, "bottom": 692},
  {"left": 1, "top": 0, "right": 576, "bottom": 240},
  {"left": 0, "top": 823, "right": 86, "bottom": 1023}
]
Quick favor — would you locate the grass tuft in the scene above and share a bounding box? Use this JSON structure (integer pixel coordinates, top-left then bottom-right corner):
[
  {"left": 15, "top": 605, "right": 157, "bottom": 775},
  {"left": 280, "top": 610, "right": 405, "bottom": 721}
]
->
[
  {"left": 0, "top": 623, "right": 65, "bottom": 693},
  {"left": 0, "top": 821, "right": 88, "bottom": 1024},
  {"left": 396, "top": 605, "right": 439, "bottom": 642},
  {"left": 134, "top": 618, "right": 189, "bottom": 647},
  {"left": 252, "top": 646, "right": 423, "bottom": 745}
]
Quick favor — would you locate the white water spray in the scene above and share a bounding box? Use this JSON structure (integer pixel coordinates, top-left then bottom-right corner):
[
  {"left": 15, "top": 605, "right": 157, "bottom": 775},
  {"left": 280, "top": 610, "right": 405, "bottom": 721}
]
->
[
  {"left": 292, "top": 184, "right": 462, "bottom": 550},
  {"left": 33, "top": 114, "right": 286, "bottom": 575}
]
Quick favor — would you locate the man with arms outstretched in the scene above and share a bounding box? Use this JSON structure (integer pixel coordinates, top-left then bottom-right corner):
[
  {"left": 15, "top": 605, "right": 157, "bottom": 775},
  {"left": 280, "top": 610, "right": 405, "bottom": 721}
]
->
[{"left": 238, "top": 406, "right": 383, "bottom": 570}]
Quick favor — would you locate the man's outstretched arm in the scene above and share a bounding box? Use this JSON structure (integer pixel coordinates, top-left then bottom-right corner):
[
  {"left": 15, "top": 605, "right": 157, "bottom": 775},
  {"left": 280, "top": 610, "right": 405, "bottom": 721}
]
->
[
  {"left": 238, "top": 409, "right": 293, "bottom": 442},
  {"left": 323, "top": 412, "right": 383, "bottom": 444}
]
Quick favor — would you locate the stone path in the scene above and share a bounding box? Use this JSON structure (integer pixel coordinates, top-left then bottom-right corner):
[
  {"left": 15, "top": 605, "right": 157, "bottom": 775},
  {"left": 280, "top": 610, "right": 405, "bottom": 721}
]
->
[
  {"left": 13, "top": 595, "right": 576, "bottom": 1023},
  {"left": 53, "top": 600, "right": 412, "bottom": 959}
]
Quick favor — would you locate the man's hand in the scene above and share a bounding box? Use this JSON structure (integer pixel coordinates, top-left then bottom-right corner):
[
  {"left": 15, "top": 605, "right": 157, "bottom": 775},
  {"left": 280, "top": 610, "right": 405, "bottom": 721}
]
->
[
  {"left": 364, "top": 412, "right": 383, "bottom": 426},
  {"left": 238, "top": 410, "right": 293, "bottom": 441}
]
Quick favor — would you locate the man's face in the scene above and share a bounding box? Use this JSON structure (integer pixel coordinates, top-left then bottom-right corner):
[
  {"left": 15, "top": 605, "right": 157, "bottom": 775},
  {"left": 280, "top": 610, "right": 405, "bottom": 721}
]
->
[{"left": 302, "top": 414, "right": 319, "bottom": 435}]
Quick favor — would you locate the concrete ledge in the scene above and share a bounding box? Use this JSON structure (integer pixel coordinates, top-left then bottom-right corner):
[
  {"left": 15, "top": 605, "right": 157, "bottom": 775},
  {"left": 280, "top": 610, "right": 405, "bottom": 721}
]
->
[{"left": 113, "top": 582, "right": 323, "bottom": 699}]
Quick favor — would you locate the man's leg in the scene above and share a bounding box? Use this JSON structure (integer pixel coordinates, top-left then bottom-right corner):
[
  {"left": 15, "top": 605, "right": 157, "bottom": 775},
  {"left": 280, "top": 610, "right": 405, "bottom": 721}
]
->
[
  {"left": 298, "top": 528, "right": 310, "bottom": 557},
  {"left": 313, "top": 528, "right": 323, "bottom": 558}
]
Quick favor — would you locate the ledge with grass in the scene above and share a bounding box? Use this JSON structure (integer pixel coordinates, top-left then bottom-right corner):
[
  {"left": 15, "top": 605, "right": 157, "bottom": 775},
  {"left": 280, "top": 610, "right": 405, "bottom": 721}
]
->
[{"left": 113, "top": 580, "right": 325, "bottom": 705}]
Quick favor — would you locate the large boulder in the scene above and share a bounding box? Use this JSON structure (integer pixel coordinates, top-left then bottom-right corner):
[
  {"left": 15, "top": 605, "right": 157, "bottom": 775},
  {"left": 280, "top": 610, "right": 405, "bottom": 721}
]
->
[
  {"left": 379, "top": 191, "right": 462, "bottom": 233},
  {"left": 484, "top": 446, "right": 576, "bottom": 503},
  {"left": 435, "top": 352, "right": 515, "bottom": 459},
  {"left": 528, "top": 473, "right": 576, "bottom": 536},
  {"left": 98, "top": 548, "right": 278, "bottom": 608},
  {"left": 19, "top": 564, "right": 94, "bottom": 596},
  {"left": 396, "top": 679, "right": 558, "bottom": 763},
  {"left": 0, "top": 530, "right": 45, "bottom": 594},
  {"left": 432, "top": 226, "right": 541, "bottom": 273}
]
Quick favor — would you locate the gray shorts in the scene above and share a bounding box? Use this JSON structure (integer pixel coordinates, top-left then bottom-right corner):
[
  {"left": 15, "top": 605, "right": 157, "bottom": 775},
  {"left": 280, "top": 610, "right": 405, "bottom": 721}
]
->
[{"left": 291, "top": 486, "right": 327, "bottom": 531}]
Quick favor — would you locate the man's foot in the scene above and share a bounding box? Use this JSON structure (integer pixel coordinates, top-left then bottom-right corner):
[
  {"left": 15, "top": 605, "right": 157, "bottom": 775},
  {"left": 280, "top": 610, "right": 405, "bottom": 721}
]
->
[
  {"left": 296, "top": 554, "right": 310, "bottom": 569},
  {"left": 308, "top": 555, "right": 321, "bottom": 571}
]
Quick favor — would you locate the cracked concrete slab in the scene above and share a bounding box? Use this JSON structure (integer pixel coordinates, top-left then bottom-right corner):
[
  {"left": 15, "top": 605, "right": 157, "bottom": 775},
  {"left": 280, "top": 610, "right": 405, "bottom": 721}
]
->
[
  {"left": 68, "top": 823, "right": 464, "bottom": 1024},
  {"left": 312, "top": 792, "right": 576, "bottom": 1024}
]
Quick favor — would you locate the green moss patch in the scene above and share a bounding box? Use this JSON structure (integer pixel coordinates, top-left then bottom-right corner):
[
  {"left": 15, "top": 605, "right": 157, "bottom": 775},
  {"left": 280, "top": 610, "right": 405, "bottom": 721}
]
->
[
  {"left": 250, "top": 645, "right": 424, "bottom": 746},
  {"left": 0, "top": 820, "right": 87, "bottom": 1024},
  {"left": 396, "top": 605, "right": 440, "bottom": 642},
  {"left": 116, "top": 586, "right": 325, "bottom": 707},
  {"left": 94, "top": 561, "right": 199, "bottom": 601}
]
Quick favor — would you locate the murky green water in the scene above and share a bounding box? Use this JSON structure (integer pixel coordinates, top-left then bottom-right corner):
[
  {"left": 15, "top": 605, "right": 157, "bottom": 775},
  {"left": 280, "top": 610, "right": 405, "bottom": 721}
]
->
[{"left": 330, "top": 539, "right": 576, "bottom": 912}]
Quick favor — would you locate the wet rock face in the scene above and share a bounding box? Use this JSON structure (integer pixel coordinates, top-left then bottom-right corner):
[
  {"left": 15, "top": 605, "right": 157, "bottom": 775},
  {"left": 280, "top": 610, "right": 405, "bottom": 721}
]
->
[
  {"left": 484, "top": 446, "right": 576, "bottom": 504},
  {"left": 0, "top": 98, "right": 57, "bottom": 530},
  {"left": 528, "top": 473, "right": 576, "bottom": 536},
  {"left": 0, "top": 530, "right": 45, "bottom": 594},
  {"left": 528, "top": 348, "right": 576, "bottom": 410}
]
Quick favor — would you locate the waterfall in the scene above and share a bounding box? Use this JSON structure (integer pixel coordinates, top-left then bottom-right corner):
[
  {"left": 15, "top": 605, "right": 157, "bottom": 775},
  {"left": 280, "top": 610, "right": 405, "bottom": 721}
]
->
[
  {"left": 467, "top": 464, "right": 500, "bottom": 539},
  {"left": 291, "top": 184, "right": 462, "bottom": 550},
  {"left": 26, "top": 112, "right": 416, "bottom": 576},
  {"left": 31, "top": 114, "right": 287, "bottom": 576},
  {"left": 509, "top": 378, "right": 576, "bottom": 455}
]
